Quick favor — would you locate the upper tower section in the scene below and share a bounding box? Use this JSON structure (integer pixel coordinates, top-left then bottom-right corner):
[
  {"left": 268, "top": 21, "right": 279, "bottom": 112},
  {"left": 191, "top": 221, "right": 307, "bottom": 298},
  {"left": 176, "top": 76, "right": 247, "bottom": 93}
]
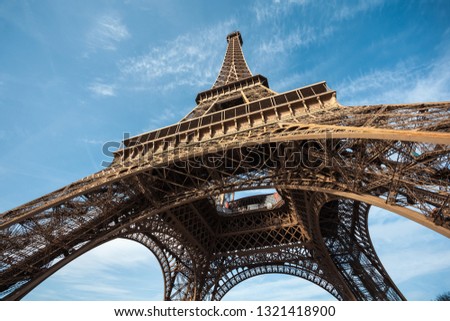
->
[{"left": 212, "top": 31, "right": 253, "bottom": 88}]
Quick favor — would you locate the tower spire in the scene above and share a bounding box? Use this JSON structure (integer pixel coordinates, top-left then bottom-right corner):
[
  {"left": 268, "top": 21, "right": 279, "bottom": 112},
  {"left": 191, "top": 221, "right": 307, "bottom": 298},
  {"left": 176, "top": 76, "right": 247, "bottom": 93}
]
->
[{"left": 212, "top": 31, "right": 253, "bottom": 88}]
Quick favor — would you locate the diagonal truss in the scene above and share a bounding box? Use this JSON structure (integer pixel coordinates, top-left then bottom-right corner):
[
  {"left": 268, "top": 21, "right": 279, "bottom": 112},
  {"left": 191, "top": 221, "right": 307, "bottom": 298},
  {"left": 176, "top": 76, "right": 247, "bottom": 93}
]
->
[{"left": 1, "top": 31, "right": 449, "bottom": 301}]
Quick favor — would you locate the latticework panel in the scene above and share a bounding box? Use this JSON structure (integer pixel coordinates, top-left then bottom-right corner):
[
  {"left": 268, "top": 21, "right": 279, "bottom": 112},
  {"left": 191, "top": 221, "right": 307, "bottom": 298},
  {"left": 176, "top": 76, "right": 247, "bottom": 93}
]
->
[{"left": 213, "top": 31, "right": 252, "bottom": 88}]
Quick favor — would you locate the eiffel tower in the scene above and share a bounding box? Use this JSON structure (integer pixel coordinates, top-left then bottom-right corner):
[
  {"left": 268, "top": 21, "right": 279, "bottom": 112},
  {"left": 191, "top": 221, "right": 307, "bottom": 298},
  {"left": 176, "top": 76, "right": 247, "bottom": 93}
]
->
[{"left": 1, "top": 31, "right": 449, "bottom": 301}]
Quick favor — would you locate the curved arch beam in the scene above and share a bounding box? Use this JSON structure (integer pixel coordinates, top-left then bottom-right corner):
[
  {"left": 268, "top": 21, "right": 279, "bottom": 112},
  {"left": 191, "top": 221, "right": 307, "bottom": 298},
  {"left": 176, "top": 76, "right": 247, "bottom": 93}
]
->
[
  {"left": 212, "top": 264, "right": 341, "bottom": 301},
  {"left": 4, "top": 237, "right": 115, "bottom": 300},
  {"left": 3, "top": 127, "right": 449, "bottom": 228},
  {"left": 62, "top": 182, "right": 446, "bottom": 246},
  {"left": 118, "top": 183, "right": 449, "bottom": 239},
  {"left": 4, "top": 230, "right": 173, "bottom": 301},
  {"left": 2, "top": 178, "right": 447, "bottom": 299},
  {"left": 298, "top": 187, "right": 450, "bottom": 238}
]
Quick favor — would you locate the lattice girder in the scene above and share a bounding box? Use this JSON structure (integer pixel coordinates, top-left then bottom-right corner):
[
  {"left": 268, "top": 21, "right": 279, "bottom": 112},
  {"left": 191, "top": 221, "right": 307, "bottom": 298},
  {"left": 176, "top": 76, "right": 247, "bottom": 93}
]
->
[
  {"left": 2, "top": 129, "right": 449, "bottom": 299},
  {"left": 318, "top": 197, "right": 405, "bottom": 300},
  {"left": 2, "top": 91, "right": 449, "bottom": 225},
  {"left": 213, "top": 31, "right": 252, "bottom": 89},
  {"left": 209, "top": 258, "right": 344, "bottom": 301}
]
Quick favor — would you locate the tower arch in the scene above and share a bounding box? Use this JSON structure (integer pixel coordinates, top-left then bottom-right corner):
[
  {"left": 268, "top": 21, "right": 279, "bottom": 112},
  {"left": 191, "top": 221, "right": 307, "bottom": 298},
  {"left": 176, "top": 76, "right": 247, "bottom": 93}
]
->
[
  {"left": 210, "top": 264, "right": 342, "bottom": 301},
  {"left": 20, "top": 238, "right": 164, "bottom": 300}
]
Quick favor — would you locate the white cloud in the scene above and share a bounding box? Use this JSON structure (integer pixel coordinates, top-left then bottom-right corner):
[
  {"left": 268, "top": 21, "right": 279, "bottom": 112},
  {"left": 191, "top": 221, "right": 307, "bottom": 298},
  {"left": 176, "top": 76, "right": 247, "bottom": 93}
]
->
[
  {"left": 336, "top": 48, "right": 450, "bottom": 105},
  {"left": 370, "top": 219, "right": 421, "bottom": 245},
  {"left": 82, "top": 138, "right": 104, "bottom": 145},
  {"left": 147, "top": 107, "right": 180, "bottom": 129},
  {"left": 253, "top": 0, "right": 384, "bottom": 24},
  {"left": 86, "top": 13, "right": 130, "bottom": 52},
  {"left": 259, "top": 26, "right": 334, "bottom": 56},
  {"left": 331, "top": 0, "right": 386, "bottom": 21},
  {"left": 252, "top": 0, "right": 311, "bottom": 23},
  {"left": 59, "top": 239, "right": 160, "bottom": 275},
  {"left": 383, "top": 248, "right": 450, "bottom": 284},
  {"left": 368, "top": 208, "right": 450, "bottom": 299},
  {"left": 88, "top": 82, "right": 116, "bottom": 96},
  {"left": 118, "top": 20, "right": 236, "bottom": 91},
  {"left": 25, "top": 239, "right": 164, "bottom": 300},
  {"left": 73, "top": 284, "right": 131, "bottom": 296}
]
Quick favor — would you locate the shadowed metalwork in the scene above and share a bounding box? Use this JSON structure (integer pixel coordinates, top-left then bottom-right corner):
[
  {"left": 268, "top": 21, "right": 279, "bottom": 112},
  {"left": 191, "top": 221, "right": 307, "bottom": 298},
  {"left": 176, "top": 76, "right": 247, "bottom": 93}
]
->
[{"left": 1, "top": 31, "right": 449, "bottom": 301}]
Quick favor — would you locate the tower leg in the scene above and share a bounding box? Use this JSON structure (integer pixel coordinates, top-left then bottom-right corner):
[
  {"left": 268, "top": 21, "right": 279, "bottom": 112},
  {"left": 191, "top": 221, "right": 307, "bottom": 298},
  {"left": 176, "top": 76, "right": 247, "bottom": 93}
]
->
[
  {"left": 286, "top": 190, "right": 357, "bottom": 300},
  {"left": 319, "top": 198, "right": 405, "bottom": 300}
]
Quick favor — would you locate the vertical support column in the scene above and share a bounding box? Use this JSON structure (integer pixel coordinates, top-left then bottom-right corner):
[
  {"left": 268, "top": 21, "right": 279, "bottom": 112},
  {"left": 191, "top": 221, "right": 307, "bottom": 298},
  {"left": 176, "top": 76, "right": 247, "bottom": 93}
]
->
[
  {"left": 319, "top": 198, "right": 405, "bottom": 300},
  {"left": 294, "top": 191, "right": 358, "bottom": 300}
]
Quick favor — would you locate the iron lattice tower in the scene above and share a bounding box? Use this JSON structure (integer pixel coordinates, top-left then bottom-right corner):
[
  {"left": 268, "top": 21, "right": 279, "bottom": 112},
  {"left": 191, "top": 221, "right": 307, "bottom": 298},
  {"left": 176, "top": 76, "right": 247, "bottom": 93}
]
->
[{"left": 1, "top": 31, "right": 450, "bottom": 301}]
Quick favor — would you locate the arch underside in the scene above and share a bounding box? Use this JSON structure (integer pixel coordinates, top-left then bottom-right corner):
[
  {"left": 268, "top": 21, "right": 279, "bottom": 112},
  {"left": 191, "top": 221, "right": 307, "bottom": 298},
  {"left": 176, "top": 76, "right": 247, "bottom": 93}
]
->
[
  {"left": 119, "top": 190, "right": 405, "bottom": 301},
  {"left": 1, "top": 189, "right": 405, "bottom": 301},
  {"left": 1, "top": 132, "right": 448, "bottom": 300},
  {"left": 117, "top": 208, "right": 346, "bottom": 301},
  {"left": 123, "top": 231, "right": 343, "bottom": 301}
]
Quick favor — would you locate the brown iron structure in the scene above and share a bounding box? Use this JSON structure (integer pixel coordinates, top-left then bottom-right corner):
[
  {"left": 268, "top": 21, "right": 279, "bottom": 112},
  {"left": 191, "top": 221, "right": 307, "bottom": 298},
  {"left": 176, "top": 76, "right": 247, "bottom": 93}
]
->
[{"left": 1, "top": 31, "right": 449, "bottom": 301}]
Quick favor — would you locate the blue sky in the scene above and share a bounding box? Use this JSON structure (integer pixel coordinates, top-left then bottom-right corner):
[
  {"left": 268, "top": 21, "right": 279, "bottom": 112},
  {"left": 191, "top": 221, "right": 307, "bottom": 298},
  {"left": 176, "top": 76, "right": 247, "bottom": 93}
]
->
[{"left": 0, "top": 0, "right": 449, "bottom": 300}]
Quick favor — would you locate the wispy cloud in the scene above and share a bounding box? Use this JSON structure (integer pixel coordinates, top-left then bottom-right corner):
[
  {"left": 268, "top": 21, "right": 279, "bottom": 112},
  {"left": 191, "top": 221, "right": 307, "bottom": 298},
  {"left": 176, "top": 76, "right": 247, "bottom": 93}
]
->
[
  {"left": 74, "top": 284, "right": 131, "bottom": 296},
  {"left": 61, "top": 239, "right": 159, "bottom": 273},
  {"left": 253, "top": 0, "right": 385, "bottom": 24},
  {"left": 252, "top": 0, "right": 311, "bottom": 23},
  {"left": 118, "top": 20, "right": 236, "bottom": 91},
  {"left": 259, "top": 26, "right": 334, "bottom": 56},
  {"left": 383, "top": 247, "right": 450, "bottom": 284},
  {"left": 369, "top": 208, "right": 450, "bottom": 299},
  {"left": 49, "top": 241, "right": 155, "bottom": 285},
  {"left": 147, "top": 106, "right": 180, "bottom": 129},
  {"left": 86, "top": 13, "right": 130, "bottom": 52},
  {"left": 337, "top": 46, "right": 450, "bottom": 105},
  {"left": 331, "top": 0, "right": 386, "bottom": 21},
  {"left": 88, "top": 81, "right": 116, "bottom": 96},
  {"left": 81, "top": 138, "right": 105, "bottom": 145},
  {"left": 25, "top": 239, "right": 164, "bottom": 300}
]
